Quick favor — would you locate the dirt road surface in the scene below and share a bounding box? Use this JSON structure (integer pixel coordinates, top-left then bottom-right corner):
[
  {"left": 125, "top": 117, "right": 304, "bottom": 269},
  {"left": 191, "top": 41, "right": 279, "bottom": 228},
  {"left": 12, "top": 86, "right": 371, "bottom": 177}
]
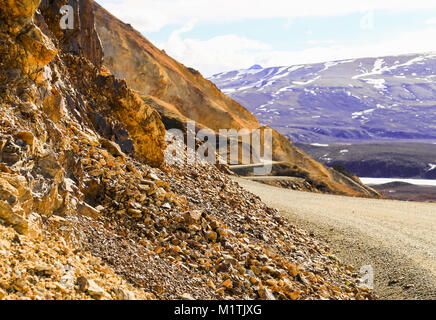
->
[{"left": 233, "top": 177, "right": 436, "bottom": 299}]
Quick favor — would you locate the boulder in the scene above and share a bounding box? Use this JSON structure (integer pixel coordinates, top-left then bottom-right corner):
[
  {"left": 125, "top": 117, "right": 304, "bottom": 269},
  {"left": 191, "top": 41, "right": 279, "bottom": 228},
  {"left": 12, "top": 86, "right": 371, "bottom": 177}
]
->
[
  {"left": 78, "top": 202, "right": 101, "bottom": 220},
  {"left": 0, "top": 173, "right": 40, "bottom": 237},
  {"left": 42, "top": 89, "right": 66, "bottom": 123},
  {"left": 99, "top": 138, "right": 125, "bottom": 158}
]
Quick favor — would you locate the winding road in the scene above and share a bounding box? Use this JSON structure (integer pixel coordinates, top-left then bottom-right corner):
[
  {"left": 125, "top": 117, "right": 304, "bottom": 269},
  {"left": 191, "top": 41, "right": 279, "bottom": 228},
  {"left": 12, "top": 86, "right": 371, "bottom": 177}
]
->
[{"left": 234, "top": 177, "right": 436, "bottom": 300}]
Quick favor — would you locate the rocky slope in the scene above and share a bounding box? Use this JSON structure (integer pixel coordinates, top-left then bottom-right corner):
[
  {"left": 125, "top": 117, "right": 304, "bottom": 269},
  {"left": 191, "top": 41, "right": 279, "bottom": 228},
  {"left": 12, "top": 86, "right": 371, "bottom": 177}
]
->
[
  {"left": 0, "top": 223, "right": 154, "bottom": 300},
  {"left": 0, "top": 0, "right": 375, "bottom": 300},
  {"left": 209, "top": 54, "right": 436, "bottom": 143},
  {"left": 93, "top": 2, "right": 379, "bottom": 198}
]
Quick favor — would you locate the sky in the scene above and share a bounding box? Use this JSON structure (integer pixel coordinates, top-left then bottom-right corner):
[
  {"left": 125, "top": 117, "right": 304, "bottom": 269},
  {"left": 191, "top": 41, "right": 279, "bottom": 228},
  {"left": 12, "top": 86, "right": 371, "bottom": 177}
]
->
[{"left": 98, "top": 0, "right": 436, "bottom": 76}]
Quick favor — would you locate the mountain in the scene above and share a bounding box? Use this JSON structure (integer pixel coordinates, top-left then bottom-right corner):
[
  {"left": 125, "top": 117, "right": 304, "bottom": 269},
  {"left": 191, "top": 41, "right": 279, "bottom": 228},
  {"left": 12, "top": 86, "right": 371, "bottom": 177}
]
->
[
  {"left": 93, "top": 3, "right": 380, "bottom": 198},
  {"left": 296, "top": 142, "right": 436, "bottom": 179},
  {"left": 209, "top": 54, "right": 436, "bottom": 143},
  {"left": 0, "top": 0, "right": 375, "bottom": 300}
]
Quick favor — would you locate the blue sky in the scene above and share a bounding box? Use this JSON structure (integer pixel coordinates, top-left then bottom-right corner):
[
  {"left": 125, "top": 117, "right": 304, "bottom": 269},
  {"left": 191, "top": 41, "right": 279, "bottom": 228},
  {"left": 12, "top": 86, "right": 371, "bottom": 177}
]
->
[{"left": 98, "top": 0, "right": 436, "bottom": 76}]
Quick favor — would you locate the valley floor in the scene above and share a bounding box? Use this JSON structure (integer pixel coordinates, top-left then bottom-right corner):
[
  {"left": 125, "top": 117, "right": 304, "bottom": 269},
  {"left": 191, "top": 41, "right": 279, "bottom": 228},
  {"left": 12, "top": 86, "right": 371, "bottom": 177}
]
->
[{"left": 234, "top": 177, "right": 436, "bottom": 300}]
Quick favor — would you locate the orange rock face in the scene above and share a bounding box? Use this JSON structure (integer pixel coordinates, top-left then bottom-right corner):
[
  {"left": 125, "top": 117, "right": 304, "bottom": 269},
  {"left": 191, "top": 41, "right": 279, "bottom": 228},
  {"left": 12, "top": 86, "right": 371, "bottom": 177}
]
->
[
  {"left": 94, "top": 3, "right": 260, "bottom": 132},
  {"left": 0, "top": 0, "right": 166, "bottom": 237},
  {"left": 0, "top": 0, "right": 41, "bottom": 34}
]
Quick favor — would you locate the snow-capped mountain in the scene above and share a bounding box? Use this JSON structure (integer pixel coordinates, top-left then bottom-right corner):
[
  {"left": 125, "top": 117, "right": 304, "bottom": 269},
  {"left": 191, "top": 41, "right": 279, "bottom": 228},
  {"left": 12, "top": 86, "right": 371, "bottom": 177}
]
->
[{"left": 209, "top": 53, "right": 436, "bottom": 142}]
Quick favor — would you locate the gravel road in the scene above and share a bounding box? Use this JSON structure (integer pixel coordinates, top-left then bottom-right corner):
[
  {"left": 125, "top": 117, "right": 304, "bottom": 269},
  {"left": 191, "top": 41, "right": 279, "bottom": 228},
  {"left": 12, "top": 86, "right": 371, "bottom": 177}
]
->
[{"left": 234, "top": 177, "right": 436, "bottom": 300}]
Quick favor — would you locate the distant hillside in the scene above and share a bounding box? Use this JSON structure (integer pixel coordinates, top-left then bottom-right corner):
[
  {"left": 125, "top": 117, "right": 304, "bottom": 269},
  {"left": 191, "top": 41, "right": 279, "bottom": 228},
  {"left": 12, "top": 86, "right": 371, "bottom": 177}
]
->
[
  {"left": 372, "top": 183, "right": 436, "bottom": 202},
  {"left": 209, "top": 54, "right": 436, "bottom": 143},
  {"left": 296, "top": 142, "right": 436, "bottom": 179}
]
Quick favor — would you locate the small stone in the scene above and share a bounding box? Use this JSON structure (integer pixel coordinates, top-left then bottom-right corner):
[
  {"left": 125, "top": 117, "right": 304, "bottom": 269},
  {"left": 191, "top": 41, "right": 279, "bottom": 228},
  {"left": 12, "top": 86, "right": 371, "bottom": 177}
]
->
[
  {"left": 184, "top": 210, "right": 202, "bottom": 224},
  {"left": 216, "top": 262, "right": 231, "bottom": 273},
  {"left": 15, "top": 131, "right": 34, "bottom": 147},
  {"left": 128, "top": 208, "right": 143, "bottom": 218},
  {"left": 286, "top": 263, "right": 300, "bottom": 277},
  {"left": 205, "top": 231, "right": 218, "bottom": 242},
  {"left": 76, "top": 276, "right": 89, "bottom": 292},
  {"left": 0, "top": 287, "right": 7, "bottom": 299},
  {"left": 287, "top": 291, "right": 300, "bottom": 300},
  {"left": 262, "top": 266, "right": 282, "bottom": 278},
  {"left": 217, "top": 228, "right": 231, "bottom": 238},
  {"left": 155, "top": 188, "right": 166, "bottom": 201},
  {"left": 260, "top": 288, "right": 276, "bottom": 300},
  {"left": 179, "top": 293, "right": 195, "bottom": 300},
  {"left": 141, "top": 180, "right": 155, "bottom": 186},
  {"left": 222, "top": 241, "right": 234, "bottom": 251},
  {"left": 222, "top": 279, "right": 233, "bottom": 290},
  {"left": 138, "top": 184, "right": 150, "bottom": 192},
  {"left": 87, "top": 280, "right": 109, "bottom": 299},
  {"left": 207, "top": 280, "right": 216, "bottom": 290},
  {"left": 266, "top": 279, "right": 278, "bottom": 286},
  {"left": 60, "top": 273, "right": 75, "bottom": 291},
  {"left": 258, "top": 254, "right": 269, "bottom": 262},
  {"left": 148, "top": 171, "right": 160, "bottom": 180},
  {"left": 99, "top": 138, "right": 126, "bottom": 158},
  {"left": 35, "top": 265, "right": 53, "bottom": 276},
  {"left": 115, "top": 288, "right": 136, "bottom": 300},
  {"left": 78, "top": 202, "right": 101, "bottom": 220}
]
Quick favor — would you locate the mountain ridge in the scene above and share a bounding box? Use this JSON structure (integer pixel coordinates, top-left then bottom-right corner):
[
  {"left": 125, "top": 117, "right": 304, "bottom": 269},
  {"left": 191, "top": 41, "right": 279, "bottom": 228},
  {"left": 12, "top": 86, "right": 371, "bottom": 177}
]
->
[{"left": 209, "top": 52, "right": 436, "bottom": 143}]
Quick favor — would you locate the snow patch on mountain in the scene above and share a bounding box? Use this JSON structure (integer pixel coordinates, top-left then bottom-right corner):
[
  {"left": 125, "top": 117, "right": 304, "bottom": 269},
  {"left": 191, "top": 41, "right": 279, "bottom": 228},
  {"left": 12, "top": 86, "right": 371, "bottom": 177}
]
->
[
  {"left": 293, "top": 76, "right": 321, "bottom": 86},
  {"left": 209, "top": 52, "right": 436, "bottom": 143}
]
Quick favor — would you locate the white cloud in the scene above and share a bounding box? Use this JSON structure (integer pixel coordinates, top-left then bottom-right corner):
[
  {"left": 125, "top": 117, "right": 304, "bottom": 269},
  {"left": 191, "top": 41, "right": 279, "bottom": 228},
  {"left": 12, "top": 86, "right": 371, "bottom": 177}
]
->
[
  {"left": 99, "top": 0, "right": 436, "bottom": 33},
  {"left": 283, "top": 18, "right": 294, "bottom": 29},
  {"left": 426, "top": 18, "right": 436, "bottom": 25},
  {"left": 158, "top": 24, "right": 272, "bottom": 76},
  {"left": 158, "top": 24, "right": 436, "bottom": 76},
  {"left": 98, "top": 0, "right": 436, "bottom": 76},
  {"left": 306, "top": 39, "right": 336, "bottom": 45}
]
